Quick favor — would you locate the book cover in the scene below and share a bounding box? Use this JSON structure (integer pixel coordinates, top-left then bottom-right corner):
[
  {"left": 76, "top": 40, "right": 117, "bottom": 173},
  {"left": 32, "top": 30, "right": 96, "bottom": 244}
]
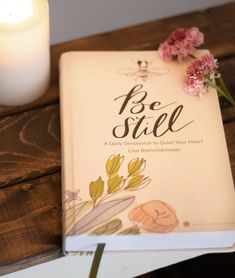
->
[{"left": 59, "top": 51, "right": 235, "bottom": 252}]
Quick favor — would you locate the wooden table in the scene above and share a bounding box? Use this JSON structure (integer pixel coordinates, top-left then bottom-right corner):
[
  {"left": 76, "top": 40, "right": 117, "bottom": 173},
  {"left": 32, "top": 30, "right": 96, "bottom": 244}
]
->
[{"left": 0, "top": 2, "right": 235, "bottom": 277}]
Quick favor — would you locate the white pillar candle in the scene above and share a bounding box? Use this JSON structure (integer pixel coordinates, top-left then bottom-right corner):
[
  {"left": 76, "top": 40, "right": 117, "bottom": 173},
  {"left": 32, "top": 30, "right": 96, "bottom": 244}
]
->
[{"left": 0, "top": 0, "right": 50, "bottom": 106}]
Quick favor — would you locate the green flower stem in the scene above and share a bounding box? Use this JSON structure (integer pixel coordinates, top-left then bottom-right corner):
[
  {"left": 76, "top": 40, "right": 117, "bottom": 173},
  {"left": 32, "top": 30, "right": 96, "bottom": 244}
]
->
[
  {"left": 189, "top": 54, "right": 197, "bottom": 60},
  {"left": 217, "top": 79, "right": 235, "bottom": 106},
  {"left": 207, "top": 79, "right": 235, "bottom": 106},
  {"left": 216, "top": 71, "right": 235, "bottom": 106},
  {"left": 189, "top": 56, "right": 234, "bottom": 106}
]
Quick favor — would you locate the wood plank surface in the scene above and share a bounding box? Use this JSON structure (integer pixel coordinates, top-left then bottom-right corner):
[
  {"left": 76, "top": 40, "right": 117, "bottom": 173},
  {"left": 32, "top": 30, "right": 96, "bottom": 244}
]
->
[
  {"left": 0, "top": 174, "right": 62, "bottom": 275},
  {"left": 0, "top": 104, "right": 60, "bottom": 188},
  {"left": 0, "top": 2, "right": 235, "bottom": 277}
]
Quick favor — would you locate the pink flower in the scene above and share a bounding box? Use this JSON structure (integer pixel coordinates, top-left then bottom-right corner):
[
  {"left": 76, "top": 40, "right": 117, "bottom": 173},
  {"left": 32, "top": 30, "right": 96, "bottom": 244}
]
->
[
  {"left": 158, "top": 27, "right": 234, "bottom": 106},
  {"left": 159, "top": 27, "right": 204, "bottom": 62},
  {"left": 184, "top": 54, "right": 218, "bottom": 96},
  {"left": 186, "top": 27, "right": 204, "bottom": 47},
  {"left": 201, "top": 54, "right": 218, "bottom": 72}
]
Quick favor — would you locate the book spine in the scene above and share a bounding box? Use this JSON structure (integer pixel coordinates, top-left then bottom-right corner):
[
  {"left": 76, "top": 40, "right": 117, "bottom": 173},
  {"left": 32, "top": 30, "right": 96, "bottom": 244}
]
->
[{"left": 59, "top": 53, "right": 75, "bottom": 254}]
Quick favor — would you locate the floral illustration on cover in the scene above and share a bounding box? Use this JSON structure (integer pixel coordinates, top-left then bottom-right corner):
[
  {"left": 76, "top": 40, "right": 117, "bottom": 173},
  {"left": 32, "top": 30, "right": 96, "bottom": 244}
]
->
[{"left": 65, "top": 154, "right": 179, "bottom": 236}]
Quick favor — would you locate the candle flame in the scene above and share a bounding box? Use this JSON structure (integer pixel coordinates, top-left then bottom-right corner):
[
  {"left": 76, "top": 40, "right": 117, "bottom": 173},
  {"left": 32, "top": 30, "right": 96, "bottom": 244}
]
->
[{"left": 0, "top": 0, "right": 33, "bottom": 24}]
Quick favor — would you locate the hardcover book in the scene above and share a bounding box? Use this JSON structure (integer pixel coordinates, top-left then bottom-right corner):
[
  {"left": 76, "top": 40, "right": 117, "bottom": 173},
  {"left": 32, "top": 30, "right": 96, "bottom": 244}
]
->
[{"left": 59, "top": 51, "right": 235, "bottom": 253}]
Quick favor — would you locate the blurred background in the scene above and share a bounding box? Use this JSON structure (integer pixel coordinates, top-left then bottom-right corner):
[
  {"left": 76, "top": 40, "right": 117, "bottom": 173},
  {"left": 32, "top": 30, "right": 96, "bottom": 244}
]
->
[{"left": 48, "top": 0, "right": 233, "bottom": 44}]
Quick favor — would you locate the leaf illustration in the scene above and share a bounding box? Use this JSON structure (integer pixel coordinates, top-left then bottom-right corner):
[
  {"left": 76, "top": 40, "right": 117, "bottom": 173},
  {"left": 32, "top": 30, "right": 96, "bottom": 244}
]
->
[
  {"left": 90, "top": 218, "right": 122, "bottom": 235},
  {"left": 107, "top": 175, "right": 124, "bottom": 194},
  {"left": 118, "top": 225, "right": 140, "bottom": 235},
  {"left": 106, "top": 154, "right": 124, "bottom": 178},
  {"left": 125, "top": 174, "right": 150, "bottom": 191},
  {"left": 89, "top": 177, "right": 104, "bottom": 205},
  {"left": 128, "top": 158, "right": 146, "bottom": 176},
  {"left": 65, "top": 201, "right": 93, "bottom": 235},
  {"left": 68, "top": 196, "right": 135, "bottom": 235}
]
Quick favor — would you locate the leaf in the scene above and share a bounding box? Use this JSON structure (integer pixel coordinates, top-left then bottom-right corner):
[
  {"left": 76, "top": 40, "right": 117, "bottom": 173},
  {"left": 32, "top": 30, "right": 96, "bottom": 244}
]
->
[
  {"left": 90, "top": 218, "right": 122, "bottom": 235},
  {"left": 118, "top": 226, "right": 140, "bottom": 235},
  {"left": 68, "top": 196, "right": 135, "bottom": 235},
  {"left": 107, "top": 175, "right": 124, "bottom": 194},
  {"left": 125, "top": 174, "right": 151, "bottom": 191},
  {"left": 106, "top": 154, "right": 124, "bottom": 178},
  {"left": 128, "top": 158, "right": 146, "bottom": 176},
  {"left": 89, "top": 177, "right": 104, "bottom": 205},
  {"left": 65, "top": 201, "right": 93, "bottom": 235}
]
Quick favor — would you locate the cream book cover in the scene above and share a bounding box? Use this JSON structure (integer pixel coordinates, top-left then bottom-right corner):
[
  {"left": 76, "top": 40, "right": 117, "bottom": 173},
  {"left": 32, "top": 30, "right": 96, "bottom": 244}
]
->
[{"left": 59, "top": 51, "right": 235, "bottom": 253}]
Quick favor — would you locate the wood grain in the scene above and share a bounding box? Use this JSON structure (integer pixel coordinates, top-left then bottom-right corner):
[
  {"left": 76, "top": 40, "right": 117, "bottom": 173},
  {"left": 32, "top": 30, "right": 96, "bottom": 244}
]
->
[
  {"left": 0, "top": 104, "right": 60, "bottom": 188},
  {"left": 225, "top": 122, "right": 235, "bottom": 177},
  {"left": 0, "top": 173, "right": 62, "bottom": 273},
  {"left": 0, "top": 251, "right": 63, "bottom": 277},
  {"left": 219, "top": 56, "right": 235, "bottom": 113},
  {"left": 222, "top": 107, "right": 235, "bottom": 124}
]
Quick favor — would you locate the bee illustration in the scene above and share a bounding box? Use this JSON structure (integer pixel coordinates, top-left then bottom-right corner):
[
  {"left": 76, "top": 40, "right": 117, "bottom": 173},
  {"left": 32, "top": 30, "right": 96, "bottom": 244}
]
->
[{"left": 118, "top": 59, "right": 169, "bottom": 82}]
